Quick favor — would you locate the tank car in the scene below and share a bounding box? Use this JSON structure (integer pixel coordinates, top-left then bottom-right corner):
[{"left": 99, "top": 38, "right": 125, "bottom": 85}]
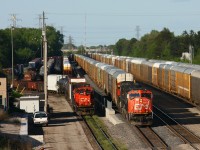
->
[{"left": 39, "top": 58, "right": 55, "bottom": 77}]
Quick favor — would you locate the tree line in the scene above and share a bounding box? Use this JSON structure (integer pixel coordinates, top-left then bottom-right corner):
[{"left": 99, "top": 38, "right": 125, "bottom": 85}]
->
[
  {"left": 114, "top": 28, "right": 200, "bottom": 64},
  {"left": 0, "top": 26, "right": 64, "bottom": 69},
  {"left": 1, "top": 26, "right": 200, "bottom": 70}
]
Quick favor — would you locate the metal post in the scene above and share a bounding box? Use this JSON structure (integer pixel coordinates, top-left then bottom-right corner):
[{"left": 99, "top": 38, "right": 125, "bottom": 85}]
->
[
  {"left": 189, "top": 45, "right": 194, "bottom": 64},
  {"left": 42, "top": 11, "right": 48, "bottom": 113},
  {"left": 41, "top": 38, "right": 43, "bottom": 59},
  {"left": 11, "top": 27, "right": 14, "bottom": 88},
  {"left": 44, "top": 32, "right": 48, "bottom": 113}
]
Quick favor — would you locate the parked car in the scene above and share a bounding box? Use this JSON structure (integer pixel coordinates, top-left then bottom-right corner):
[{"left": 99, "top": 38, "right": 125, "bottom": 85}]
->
[{"left": 33, "top": 111, "right": 48, "bottom": 126}]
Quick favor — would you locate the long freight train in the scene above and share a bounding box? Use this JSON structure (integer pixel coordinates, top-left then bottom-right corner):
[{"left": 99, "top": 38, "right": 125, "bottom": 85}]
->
[
  {"left": 75, "top": 54, "right": 153, "bottom": 125},
  {"left": 90, "top": 53, "right": 200, "bottom": 107}
]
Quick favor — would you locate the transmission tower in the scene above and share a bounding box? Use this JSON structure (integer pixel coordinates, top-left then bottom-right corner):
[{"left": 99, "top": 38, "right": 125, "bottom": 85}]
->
[
  {"left": 10, "top": 14, "right": 21, "bottom": 27},
  {"left": 60, "top": 26, "right": 64, "bottom": 35},
  {"left": 38, "top": 14, "right": 42, "bottom": 29},
  {"left": 68, "top": 35, "right": 74, "bottom": 50},
  {"left": 135, "top": 25, "right": 141, "bottom": 40}
]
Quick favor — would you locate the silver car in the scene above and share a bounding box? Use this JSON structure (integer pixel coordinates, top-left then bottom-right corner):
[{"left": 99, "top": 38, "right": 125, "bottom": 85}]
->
[{"left": 33, "top": 111, "right": 48, "bottom": 126}]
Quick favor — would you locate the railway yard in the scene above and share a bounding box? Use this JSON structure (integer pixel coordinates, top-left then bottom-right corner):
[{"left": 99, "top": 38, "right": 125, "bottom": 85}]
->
[{"left": 1, "top": 54, "right": 200, "bottom": 150}]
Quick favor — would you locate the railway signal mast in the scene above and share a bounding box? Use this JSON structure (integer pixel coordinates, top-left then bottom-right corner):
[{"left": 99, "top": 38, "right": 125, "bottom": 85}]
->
[{"left": 41, "top": 11, "right": 48, "bottom": 113}]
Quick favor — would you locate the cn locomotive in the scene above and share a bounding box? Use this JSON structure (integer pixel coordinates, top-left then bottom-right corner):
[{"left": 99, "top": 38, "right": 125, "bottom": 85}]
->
[
  {"left": 72, "top": 83, "right": 94, "bottom": 115},
  {"left": 75, "top": 54, "right": 153, "bottom": 125}
]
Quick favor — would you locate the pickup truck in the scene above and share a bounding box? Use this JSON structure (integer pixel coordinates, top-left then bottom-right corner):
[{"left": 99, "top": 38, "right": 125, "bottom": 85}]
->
[{"left": 33, "top": 111, "right": 48, "bottom": 126}]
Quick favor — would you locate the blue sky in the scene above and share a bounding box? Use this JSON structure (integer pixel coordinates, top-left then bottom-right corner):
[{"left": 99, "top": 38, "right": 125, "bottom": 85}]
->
[{"left": 1, "top": 0, "right": 200, "bottom": 46}]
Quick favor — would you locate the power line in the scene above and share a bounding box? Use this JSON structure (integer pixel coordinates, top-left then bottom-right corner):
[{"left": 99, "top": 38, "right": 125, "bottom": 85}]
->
[{"left": 46, "top": 12, "right": 200, "bottom": 17}]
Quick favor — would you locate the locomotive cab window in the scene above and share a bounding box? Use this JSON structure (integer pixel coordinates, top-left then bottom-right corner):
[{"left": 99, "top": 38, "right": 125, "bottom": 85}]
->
[
  {"left": 78, "top": 89, "right": 85, "bottom": 94},
  {"left": 86, "top": 89, "right": 91, "bottom": 95},
  {"left": 129, "top": 93, "right": 140, "bottom": 100},
  {"left": 141, "top": 93, "right": 151, "bottom": 99}
]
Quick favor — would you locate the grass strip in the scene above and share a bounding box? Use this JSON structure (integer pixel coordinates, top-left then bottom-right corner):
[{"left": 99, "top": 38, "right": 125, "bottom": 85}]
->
[
  {"left": 84, "top": 115, "right": 114, "bottom": 150},
  {"left": 92, "top": 115, "right": 127, "bottom": 150}
]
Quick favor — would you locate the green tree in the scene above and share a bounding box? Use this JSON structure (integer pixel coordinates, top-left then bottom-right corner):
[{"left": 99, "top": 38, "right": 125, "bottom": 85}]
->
[{"left": 0, "top": 26, "right": 64, "bottom": 68}]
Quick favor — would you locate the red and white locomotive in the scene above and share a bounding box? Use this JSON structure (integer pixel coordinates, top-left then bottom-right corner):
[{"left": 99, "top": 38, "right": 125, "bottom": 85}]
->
[
  {"left": 120, "top": 81, "right": 153, "bottom": 125},
  {"left": 72, "top": 84, "right": 94, "bottom": 115}
]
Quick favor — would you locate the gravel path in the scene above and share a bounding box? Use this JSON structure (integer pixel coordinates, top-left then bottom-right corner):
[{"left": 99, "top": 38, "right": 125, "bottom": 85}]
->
[
  {"left": 100, "top": 114, "right": 150, "bottom": 150},
  {"left": 143, "top": 84, "right": 200, "bottom": 149},
  {"left": 42, "top": 95, "right": 93, "bottom": 150}
]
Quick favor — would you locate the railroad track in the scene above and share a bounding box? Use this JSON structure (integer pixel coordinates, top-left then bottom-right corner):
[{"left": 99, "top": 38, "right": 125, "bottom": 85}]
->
[
  {"left": 154, "top": 105, "right": 200, "bottom": 149},
  {"left": 134, "top": 125, "right": 168, "bottom": 149},
  {"left": 65, "top": 97, "right": 102, "bottom": 150},
  {"left": 82, "top": 115, "right": 118, "bottom": 150}
]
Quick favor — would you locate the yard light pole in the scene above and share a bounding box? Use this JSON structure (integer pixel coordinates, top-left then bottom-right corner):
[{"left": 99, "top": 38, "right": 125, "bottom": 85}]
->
[{"left": 11, "top": 26, "right": 14, "bottom": 88}]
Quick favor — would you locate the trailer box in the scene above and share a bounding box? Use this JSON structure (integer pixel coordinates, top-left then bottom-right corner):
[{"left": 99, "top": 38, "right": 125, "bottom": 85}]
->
[{"left": 19, "top": 96, "right": 39, "bottom": 113}]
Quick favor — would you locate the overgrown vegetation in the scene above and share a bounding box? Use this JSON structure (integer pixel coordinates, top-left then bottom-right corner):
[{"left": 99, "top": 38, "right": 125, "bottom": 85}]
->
[
  {"left": 92, "top": 115, "right": 127, "bottom": 150},
  {"left": 84, "top": 115, "right": 127, "bottom": 150}
]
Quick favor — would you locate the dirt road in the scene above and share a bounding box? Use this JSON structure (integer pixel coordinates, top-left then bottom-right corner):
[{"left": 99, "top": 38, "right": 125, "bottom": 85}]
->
[{"left": 42, "top": 95, "right": 93, "bottom": 150}]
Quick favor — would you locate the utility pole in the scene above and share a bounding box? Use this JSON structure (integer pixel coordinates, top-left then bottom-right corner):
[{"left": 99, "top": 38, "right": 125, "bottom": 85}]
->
[
  {"left": 189, "top": 45, "right": 194, "bottom": 64},
  {"left": 135, "top": 25, "right": 141, "bottom": 40},
  {"left": 42, "top": 11, "right": 48, "bottom": 113},
  {"left": 10, "top": 14, "right": 17, "bottom": 88},
  {"left": 11, "top": 26, "right": 14, "bottom": 88},
  {"left": 84, "top": 13, "right": 87, "bottom": 54},
  {"left": 38, "top": 14, "right": 43, "bottom": 59},
  {"left": 10, "top": 14, "right": 21, "bottom": 88}
]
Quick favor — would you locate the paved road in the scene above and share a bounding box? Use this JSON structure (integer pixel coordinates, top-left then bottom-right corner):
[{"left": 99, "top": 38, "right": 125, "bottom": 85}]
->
[
  {"left": 28, "top": 114, "right": 44, "bottom": 135},
  {"left": 42, "top": 95, "right": 93, "bottom": 150}
]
